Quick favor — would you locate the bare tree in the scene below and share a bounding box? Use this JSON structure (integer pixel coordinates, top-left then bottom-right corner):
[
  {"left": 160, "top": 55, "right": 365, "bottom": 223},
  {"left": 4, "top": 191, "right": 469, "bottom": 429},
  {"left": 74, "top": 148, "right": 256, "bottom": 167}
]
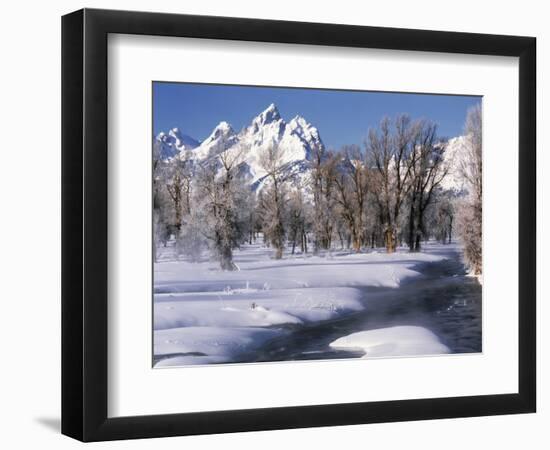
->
[
  {"left": 406, "top": 121, "right": 448, "bottom": 251},
  {"left": 310, "top": 146, "right": 338, "bottom": 253},
  {"left": 258, "top": 143, "right": 288, "bottom": 259},
  {"left": 165, "top": 155, "right": 192, "bottom": 231},
  {"left": 153, "top": 141, "right": 177, "bottom": 261},
  {"left": 332, "top": 145, "right": 370, "bottom": 252},
  {"left": 434, "top": 195, "right": 455, "bottom": 244},
  {"left": 347, "top": 145, "right": 369, "bottom": 249},
  {"left": 367, "top": 115, "right": 417, "bottom": 253},
  {"left": 287, "top": 187, "right": 306, "bottom": 254},
  {"left": 333, "top": 169, "right": 357, "bottom": 251}
]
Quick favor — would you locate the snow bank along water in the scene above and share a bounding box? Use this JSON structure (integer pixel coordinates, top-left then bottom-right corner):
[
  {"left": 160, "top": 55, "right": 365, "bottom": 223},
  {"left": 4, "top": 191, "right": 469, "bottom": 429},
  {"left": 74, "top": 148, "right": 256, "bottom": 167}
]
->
[
  {"left": 153, "top": 243, "right": 448, "bottom": 366},
  {"left": 329, "top": 325, "right": 451, "bottom": 358}
]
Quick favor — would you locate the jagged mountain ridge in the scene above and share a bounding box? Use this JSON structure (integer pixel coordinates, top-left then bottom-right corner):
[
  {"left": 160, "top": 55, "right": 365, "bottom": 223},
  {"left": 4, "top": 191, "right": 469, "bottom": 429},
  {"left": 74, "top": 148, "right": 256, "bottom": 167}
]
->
[
  {"left": 156, "top": 103, "right": 324, "bottom": 188},
  {"left": 155, "top": 103, "right": 466, "bottom": 193},
  {"left": 156, "top": 128, "right": 200, "bottom": 159}
]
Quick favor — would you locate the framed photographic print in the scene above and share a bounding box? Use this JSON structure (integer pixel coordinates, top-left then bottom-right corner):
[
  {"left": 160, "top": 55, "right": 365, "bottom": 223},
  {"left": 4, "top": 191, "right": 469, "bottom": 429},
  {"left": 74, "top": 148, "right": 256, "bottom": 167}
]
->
[{"left": 61, "top": 8, "right": 536, "bottom": 442}]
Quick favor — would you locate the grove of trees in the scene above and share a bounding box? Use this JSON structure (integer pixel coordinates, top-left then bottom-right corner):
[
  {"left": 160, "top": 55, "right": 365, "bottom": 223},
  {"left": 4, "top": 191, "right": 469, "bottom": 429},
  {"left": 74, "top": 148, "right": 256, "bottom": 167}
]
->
[{"left": 153, "top": 109, "right": 483, "bottom": 275}]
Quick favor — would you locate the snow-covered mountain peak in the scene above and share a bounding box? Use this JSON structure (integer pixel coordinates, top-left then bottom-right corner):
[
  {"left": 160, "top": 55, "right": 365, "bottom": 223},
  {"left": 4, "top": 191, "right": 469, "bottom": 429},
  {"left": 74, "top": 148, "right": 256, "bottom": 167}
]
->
[
  {"left": 208, "top": 121, "right": 235, "bottom": 139},
  {"left": 252, "top": 103, "right": 282, "bottom": 128},
  {"left": 286, "top": 115, "right": 323, "bottom": 159},
  {"left": 194, "top": 121, "right": 238, "bottom": 160},
  {"left": 155, "top": 128, "right": 200, "bottom": 159},
  {"left": 156, "top": 104, "right": 327, "bottom": 189},
  {"left": 221, "top": 106, "right": 325, "bottom": 188},
  {"left": 200, "top": 121, "right": 236, "bottom": 148},
  {"left": 288, "top": 115, "right": 308, "bottom": 129},
  {"left": 168, "top": 127, "right": 182, "bottom": 139},
  {"left": 216, "top": 120, "right": 232, "bottom": 131}
]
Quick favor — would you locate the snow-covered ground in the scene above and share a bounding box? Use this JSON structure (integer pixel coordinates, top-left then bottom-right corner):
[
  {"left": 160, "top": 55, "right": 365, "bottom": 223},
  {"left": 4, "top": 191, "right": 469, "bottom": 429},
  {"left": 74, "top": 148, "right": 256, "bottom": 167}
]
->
[{"left": 154, "top": 242, "right": 450, "bottom": 367}]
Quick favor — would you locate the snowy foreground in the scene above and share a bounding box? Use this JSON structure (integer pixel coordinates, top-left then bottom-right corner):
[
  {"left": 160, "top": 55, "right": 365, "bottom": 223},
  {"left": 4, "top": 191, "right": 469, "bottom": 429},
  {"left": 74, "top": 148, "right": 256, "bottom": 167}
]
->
[{"left": 154, "top": 243, "right": 450, "bottom": 367}]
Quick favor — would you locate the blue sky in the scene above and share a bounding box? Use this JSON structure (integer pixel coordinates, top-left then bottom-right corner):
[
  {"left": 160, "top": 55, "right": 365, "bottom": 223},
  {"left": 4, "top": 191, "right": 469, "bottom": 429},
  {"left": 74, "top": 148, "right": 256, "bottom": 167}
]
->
[{"left": 153, "top": 82, "right": 481, "bottom": 149}]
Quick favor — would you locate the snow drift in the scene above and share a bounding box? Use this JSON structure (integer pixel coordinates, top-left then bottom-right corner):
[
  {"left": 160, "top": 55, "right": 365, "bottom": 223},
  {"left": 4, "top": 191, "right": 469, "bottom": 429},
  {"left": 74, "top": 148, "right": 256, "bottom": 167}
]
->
[{"left": 329, "top": 325, "right": 451, "bottom": 358}]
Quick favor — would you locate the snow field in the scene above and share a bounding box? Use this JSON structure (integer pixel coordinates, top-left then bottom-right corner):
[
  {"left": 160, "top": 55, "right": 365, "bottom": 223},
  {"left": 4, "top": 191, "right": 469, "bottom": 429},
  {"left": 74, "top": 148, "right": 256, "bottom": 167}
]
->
[{"left": 154, "top": 242, "right": 448, "bottom": 366}]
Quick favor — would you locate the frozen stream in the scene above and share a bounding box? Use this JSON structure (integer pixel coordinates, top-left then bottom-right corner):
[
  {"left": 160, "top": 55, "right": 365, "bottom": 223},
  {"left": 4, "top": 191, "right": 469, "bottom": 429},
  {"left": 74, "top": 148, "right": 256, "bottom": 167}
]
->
[
  {"left": 153, "top": 242, "right": 481, "bottom": 366},
  {"left": 245, "top": 248, "right": 482, "bottom": 363}
]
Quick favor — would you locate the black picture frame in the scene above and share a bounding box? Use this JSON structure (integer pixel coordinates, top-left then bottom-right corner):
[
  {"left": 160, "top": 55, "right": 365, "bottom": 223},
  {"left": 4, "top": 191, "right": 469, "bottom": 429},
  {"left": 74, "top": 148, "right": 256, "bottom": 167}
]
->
[{"left": 61, "top": 8, "right": 536, "bottom": 442}]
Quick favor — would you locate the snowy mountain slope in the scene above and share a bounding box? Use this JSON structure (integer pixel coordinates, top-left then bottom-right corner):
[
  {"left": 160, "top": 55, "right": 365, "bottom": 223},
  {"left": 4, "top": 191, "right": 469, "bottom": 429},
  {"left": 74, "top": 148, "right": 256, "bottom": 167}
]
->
[
  {"left": 156, "top": 103, "right": 325, "bottom": 188},
  {"left": 440, "top": 135, "right": 469, "bottom": 192},
  {"left": 156, "top": 128, "right": 200, "bottom": 159},
  {"left": 193, "top": 121, "right": 239, "bottom": 161},
  {"left": 230, "top": 104, "right": 324, "bottom": 185}
]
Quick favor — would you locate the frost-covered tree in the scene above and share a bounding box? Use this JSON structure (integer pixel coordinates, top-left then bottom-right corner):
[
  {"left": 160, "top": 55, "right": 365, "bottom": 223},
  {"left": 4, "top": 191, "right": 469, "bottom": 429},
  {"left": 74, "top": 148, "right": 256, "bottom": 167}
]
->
[
  {"left": 177, "top": 208, "right": 207, "bottom": 262},
  {"left": 457, "top": 104, "right": 483, "bottom": 275},
  {"left": 434, "top": 194, "right": 455, "bottom": 244},
  {"left": 246, "top": 194, "right": 259, "bottom": 245},
  {"left": 152, "top": 209, "right": 162, "bottom": 263},
  {"left": 152, "top": 141, "right": 174, "bottom": 261},
  {"left": 165, "top": 155, "right": 193, "bottom": 231},
  {"left": 460, "top": 104, "right": 482, "bottom": 205},
  {"left": 194, "top": 146, "right": 249, "bottom": 270},
  {"left": 457, "top": 199, "right": 482, "bottom": 274}
]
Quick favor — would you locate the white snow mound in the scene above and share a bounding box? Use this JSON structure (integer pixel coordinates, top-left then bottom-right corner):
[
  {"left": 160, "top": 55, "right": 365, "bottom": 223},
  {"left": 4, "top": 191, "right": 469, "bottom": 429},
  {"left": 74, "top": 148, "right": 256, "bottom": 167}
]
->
[{"left": 329, "top": 326, "right": 450, "bottom": 358}]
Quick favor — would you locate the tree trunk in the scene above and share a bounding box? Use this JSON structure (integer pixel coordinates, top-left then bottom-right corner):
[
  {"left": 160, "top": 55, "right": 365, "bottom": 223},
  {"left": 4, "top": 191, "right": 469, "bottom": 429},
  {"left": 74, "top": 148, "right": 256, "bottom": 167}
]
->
[
  {"left": 408, "top": 204, "right": 415, "bottom": 252},
  {"left": 219, "top": 244, "right": 236, "bottom": 271},
  {"left": 385, "top": 227, "right": 396, "bottom": 253},
  {"left": 174, "top": 199, "right": 182, "bottom": 231},
  {"left": 351, "top": 225, "right": 361, "bottom": 252},
  {"left": 414, "top": 233, "right": 421, "bottom": 252},
  {"left": 413, "top": 208, "right": 425, "bottom": 252}
]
